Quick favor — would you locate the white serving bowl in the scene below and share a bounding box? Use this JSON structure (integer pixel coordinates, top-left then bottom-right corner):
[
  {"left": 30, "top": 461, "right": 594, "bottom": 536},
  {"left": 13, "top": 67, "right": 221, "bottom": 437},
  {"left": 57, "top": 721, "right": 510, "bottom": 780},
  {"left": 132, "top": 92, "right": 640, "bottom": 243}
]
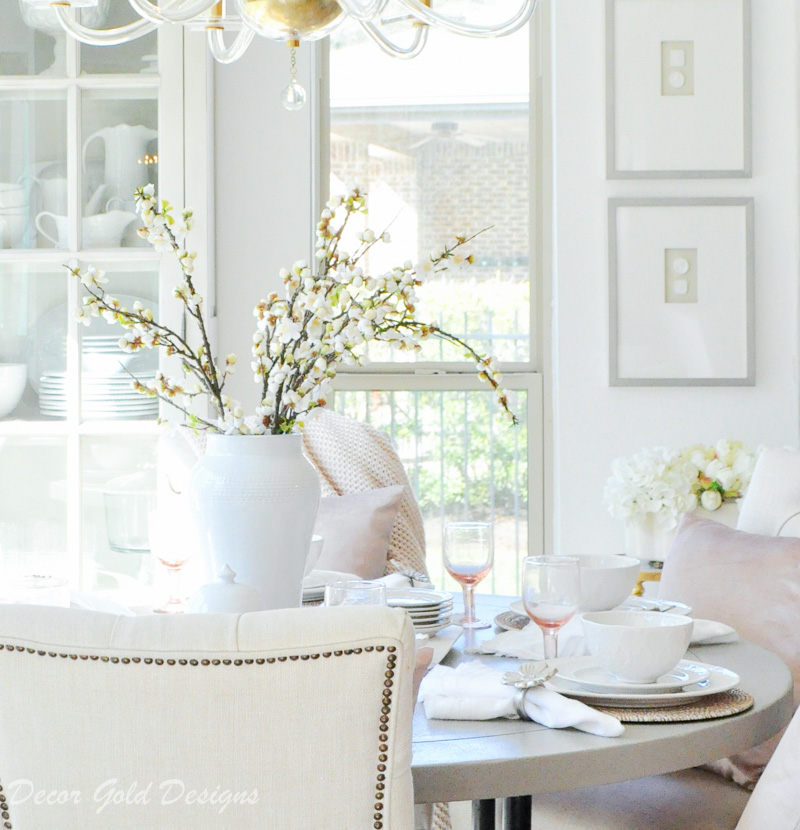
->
[
  {"left": 0, "top": 363, "right": 27, "bottom": 417},
  {"left": 581, "top": 610, "right": 693, "bottom": 684},
  {"left": 577, "top": 554, "right": 640, "bottom": 611}
]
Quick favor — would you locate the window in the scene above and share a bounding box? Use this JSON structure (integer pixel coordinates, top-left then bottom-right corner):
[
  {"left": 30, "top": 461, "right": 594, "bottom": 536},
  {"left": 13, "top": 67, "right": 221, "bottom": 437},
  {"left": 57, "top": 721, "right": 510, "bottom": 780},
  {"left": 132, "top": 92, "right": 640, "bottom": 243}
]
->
[{"left": 327, "top": 5, "right": 541, "bottom": 594}]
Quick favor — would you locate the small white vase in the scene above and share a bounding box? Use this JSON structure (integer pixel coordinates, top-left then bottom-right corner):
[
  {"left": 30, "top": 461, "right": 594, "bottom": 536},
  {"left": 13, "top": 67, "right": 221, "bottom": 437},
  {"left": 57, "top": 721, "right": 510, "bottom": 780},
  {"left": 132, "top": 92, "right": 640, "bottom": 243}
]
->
[
  {"left": 188, "top": 433, "right": 321, "bottom": 610},
  {"left": 623, "top": 514, "right": 675, "bottom": 565}
]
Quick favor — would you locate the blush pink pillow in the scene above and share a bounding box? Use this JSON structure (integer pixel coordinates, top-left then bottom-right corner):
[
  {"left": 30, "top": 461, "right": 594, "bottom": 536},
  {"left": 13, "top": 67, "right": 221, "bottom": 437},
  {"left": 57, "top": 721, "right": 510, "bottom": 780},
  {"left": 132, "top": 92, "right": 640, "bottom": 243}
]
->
[
  {"left": 659, "top": 514, "right": 800, "bottom": 788},
  {"left": 312, "top": 485, "right": 405, "bottom": 579}
]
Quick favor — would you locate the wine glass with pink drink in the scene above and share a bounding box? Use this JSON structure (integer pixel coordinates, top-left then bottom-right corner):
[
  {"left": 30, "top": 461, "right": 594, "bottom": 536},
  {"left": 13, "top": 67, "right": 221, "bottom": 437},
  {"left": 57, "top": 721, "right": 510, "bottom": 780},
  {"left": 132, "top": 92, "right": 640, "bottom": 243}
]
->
[
  {"left": 443, "top": 521, "right": 494, "bottom": 629},
  {"left": 521, "top": 556, "right": 581, "bottom": 658}
]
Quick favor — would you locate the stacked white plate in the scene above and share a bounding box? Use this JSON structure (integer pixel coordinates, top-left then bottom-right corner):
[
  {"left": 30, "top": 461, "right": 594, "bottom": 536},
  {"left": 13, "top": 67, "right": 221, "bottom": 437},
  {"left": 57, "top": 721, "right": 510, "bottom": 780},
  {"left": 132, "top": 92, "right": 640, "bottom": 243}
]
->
[
  {"left": 39, "top": 369, "right": 158, "bottom": 419},
  {"left": 27, "top": 296, "right": 159, "bottom": 420},
  {"left": 544, "top": 656, "right": 740, "bottom": 709},
  {"left": 386, "top": 589, "right": 454, "bottom": 634}
]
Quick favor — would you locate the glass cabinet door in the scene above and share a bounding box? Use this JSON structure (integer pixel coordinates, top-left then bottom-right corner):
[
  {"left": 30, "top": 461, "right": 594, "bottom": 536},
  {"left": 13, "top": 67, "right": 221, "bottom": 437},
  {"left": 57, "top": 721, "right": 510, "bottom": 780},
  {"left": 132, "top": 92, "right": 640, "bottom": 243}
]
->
[{"left": 0, "top": 10, "right": 203, "bottom": 606}]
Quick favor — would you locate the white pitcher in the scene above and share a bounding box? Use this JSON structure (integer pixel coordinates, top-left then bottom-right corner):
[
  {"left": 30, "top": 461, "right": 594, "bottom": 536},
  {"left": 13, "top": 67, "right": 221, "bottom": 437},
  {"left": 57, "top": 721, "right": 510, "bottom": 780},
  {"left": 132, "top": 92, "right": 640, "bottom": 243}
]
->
[
  {"left": 36, "top": 210, "right": 138, "bottom": 249},
  {"left": 82, "top": 124, "right": 158, "bottom": 203}
]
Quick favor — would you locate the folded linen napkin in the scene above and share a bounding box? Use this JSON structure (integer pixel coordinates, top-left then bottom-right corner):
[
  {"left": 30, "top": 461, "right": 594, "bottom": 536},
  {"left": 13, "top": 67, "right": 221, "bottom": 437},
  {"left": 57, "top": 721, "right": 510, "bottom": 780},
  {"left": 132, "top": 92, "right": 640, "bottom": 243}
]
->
[
  {"left": 479, "top": 616, "right": 589, "bottom": 660},
  {"left": 69, "top": 591, "right": 136, "bottom": 616},
  {"left": 478, "top": 614, "right": 739, "bottom": 659},
  {"left": 303, "top": 570, "right": 431, "bottom": 590},
  {"left": 419, "top": 661, "right": 624, "bottom": 737},
  {"left": 303, "top": 569, "right": 362, "bottom": 589},
  {"left": 691, "top": 618, "right": 738, "bottom": 645}
]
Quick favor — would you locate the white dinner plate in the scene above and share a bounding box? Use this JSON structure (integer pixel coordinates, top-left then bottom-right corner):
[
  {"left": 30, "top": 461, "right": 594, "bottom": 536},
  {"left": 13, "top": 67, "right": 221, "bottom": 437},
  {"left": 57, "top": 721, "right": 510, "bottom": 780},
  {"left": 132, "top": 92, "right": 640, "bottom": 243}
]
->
[
  {"left": 407, "top": 606, "right": 454, "bottom": 619},
  {"left": 509, "top": 598, "right": 692, "bottom": 617},
  {"left": 555, "top": 657, "right": 711, "bottom": 694},
  {"left": 412, "top": 618, "right": 453, "bottom": 634},
  {"left": 616, "top": 597, "right": 692, "bottom": 615},
  {"left": 545, "top": 659, "right": 740, "bottom": 708},
  {"left": 386, "top": 589, "right": 453, "bottom": 609},
  {"left": 409, "top": 608, "right": 453, "bottom": 625}
]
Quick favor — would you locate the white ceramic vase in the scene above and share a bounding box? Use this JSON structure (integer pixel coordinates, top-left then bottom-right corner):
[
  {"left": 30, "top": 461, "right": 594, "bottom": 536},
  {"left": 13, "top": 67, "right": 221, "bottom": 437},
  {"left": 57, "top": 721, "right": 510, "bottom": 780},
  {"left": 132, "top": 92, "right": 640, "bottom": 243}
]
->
[
  {"left": 623, "top": 514, "right": 675, "bottom": 565},
  {"left": 624, "top": 500, "right": 741, "bottom": 565},
  {"left": 188, "top": 433, "right": 321, "bottom": 610}
]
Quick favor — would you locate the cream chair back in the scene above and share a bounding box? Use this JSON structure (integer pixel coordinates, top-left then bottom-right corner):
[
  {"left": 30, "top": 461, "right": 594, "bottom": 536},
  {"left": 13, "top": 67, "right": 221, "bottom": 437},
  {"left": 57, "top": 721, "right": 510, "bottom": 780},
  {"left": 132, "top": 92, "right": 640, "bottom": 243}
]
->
[
  {"left": 0, "top": 604, "right": 415, "bottom": 829},
  {"left": 736, "top": 702, "right": 800, "bottom": 829},
  {"left": 737, "top": 447, "right": 800, "bottom": 537}
]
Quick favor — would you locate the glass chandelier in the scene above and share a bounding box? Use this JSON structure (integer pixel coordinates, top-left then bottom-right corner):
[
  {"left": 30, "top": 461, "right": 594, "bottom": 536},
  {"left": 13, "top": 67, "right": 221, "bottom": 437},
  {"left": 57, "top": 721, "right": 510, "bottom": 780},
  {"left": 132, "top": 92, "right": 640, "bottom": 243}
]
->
[{"left": 22, "top": 0, "right": 536, "bottom": 108}]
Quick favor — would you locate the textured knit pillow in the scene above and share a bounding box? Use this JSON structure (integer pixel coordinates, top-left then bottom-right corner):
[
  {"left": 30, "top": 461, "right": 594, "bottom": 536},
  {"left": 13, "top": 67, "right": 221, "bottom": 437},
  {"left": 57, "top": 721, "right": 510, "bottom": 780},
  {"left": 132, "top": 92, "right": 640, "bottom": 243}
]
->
[
  {"left": 312, "top": 485, "right": 405, "bottom": 579},
  {"left": 659, "top": 513, "right": 800, "bottom": 788}
]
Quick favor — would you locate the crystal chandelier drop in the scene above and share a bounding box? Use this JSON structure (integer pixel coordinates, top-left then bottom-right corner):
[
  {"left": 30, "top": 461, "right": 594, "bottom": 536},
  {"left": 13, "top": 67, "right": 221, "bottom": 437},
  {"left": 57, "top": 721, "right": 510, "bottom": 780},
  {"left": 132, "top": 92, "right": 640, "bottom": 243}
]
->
[{"left": 23, "top": 0, "right": 536, "bottom": 108}]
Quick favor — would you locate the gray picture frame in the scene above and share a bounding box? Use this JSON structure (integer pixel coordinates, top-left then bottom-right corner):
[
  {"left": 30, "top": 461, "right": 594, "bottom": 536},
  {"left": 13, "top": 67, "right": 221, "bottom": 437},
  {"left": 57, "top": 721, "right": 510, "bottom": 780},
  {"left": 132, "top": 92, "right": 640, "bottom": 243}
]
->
[
  {"left": 609, "top": 197, "right": 755, "bottom": 386},
  {"left": 606, "top": 0, "right": 752, "bottom": 179}
]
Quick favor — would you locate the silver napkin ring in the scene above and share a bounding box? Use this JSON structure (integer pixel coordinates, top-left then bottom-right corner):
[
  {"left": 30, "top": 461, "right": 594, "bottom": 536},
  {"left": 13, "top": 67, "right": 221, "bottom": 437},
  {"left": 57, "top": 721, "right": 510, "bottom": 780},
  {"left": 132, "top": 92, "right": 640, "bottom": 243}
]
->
[{"left": 514, "top": 688, "right": 531, "bottom": 721}]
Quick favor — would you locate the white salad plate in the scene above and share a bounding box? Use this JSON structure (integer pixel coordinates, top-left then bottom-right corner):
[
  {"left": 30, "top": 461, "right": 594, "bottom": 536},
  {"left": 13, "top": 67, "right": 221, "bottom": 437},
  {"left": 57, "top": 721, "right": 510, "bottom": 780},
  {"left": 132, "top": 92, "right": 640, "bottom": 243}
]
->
[
  {"left": 509, "top": 598, "right": 691, "bottom": 618},
  {"left": 554, "top": 657, "right": 711, "bottom": 694},
  {"left": 386, "top": 589, "right": 453, "bottom": 609},
  {"left": 544, "top": 659, "right": 740, "bottom": 708},
  {"left": 616, "top": 597, "right": 692, "bottom": 615},
  {"left": 412, "top": 618, "right": 453, "bottom": 634}
]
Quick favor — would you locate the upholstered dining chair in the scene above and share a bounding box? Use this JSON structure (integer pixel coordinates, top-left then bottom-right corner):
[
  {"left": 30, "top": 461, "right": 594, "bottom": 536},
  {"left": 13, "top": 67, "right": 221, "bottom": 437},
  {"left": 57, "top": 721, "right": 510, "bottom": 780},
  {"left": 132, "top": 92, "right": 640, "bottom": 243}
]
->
[
  {"left": 302, "top": 408, "right": 429, "bottom": 580},
  {"left": 0, "top": 603, "right": 415, "bottom": 829}
]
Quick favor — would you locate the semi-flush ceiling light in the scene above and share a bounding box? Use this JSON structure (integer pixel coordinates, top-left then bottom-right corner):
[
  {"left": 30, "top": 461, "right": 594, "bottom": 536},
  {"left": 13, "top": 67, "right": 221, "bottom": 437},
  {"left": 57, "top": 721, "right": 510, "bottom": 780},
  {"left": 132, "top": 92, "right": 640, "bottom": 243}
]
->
[{"left": 22, "top": 0, "right": 536, "bottom": 109}]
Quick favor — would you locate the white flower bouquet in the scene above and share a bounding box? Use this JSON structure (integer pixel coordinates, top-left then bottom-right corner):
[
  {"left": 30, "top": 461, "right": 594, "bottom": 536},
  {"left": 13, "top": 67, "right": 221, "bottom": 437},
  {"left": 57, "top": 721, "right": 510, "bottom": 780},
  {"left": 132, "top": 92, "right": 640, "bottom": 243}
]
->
[
  {"left": 603, "top": 447, "right": 699, "bottom": 531},
  {"left": 681, "top": 439, "right": 757, "bottom": 511},
  {"left": 70, "top": 184, "right": 516, "bottom": 434},
  {"left": 605, "top": 440, "right": 757, "bottom": 530}
]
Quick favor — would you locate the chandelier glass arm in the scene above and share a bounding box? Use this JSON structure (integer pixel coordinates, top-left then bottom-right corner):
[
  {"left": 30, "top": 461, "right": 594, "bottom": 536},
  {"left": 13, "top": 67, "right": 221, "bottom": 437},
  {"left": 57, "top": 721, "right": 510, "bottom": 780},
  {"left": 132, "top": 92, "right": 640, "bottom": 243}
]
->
[
  {"left": 207, "top": 27, "right": 255, "bottom": 64},
  {"left": 335, "top": 0, "right": 389, "bottom": 23},
  {"left": 52, "top": 6, "right": 158, "bottom": 45},
  {"left": 356, "top": 18, "right": 428, "bottom": 59},
  {"left": 394, "top": 0, "right": 536, "bottom": 38},
  {"left": 128, "top": 0, "right": 221, "bottom": 25}
]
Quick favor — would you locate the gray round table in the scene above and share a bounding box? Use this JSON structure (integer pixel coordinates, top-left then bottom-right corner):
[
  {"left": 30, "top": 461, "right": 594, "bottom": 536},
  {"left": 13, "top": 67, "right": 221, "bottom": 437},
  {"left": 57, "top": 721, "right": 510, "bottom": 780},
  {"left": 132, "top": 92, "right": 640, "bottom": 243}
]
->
[{"left": 411, "top": 595, "right": 794, "bottom": 829}]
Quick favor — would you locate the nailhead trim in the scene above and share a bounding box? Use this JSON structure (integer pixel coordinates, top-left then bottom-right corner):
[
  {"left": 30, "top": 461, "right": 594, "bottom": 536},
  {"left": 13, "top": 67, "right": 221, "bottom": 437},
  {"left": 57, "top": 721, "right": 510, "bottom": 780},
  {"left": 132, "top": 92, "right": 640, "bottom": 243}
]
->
[
  {"left": 0, "top": 639, "right": 401, "bottom": 827},
  {"left": 0, "top": 781, "right": 10, "bottom": 829}
]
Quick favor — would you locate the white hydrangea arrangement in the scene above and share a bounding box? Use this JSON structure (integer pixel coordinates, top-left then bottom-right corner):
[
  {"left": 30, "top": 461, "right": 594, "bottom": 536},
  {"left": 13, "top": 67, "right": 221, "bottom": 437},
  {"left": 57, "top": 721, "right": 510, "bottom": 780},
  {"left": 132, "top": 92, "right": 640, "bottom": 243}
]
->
[
  {"left": 681, "top": 440, "right": 757, "bottom": 512},
  {"left": 604, "top": 440, "right": 757, "bottom": 530},
  {"left": 604, "top": 447, "right": 699, "bottom": 531},
  {"left": 70, "top": 184, "right": 516, "bottom": 434}
]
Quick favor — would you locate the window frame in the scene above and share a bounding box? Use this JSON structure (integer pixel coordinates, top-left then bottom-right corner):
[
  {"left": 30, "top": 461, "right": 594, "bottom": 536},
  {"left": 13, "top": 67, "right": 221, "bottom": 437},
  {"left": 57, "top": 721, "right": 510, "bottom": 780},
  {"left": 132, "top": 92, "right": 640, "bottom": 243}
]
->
[{"left": 317, "top": 8, "right": 547, "bottom": 564}]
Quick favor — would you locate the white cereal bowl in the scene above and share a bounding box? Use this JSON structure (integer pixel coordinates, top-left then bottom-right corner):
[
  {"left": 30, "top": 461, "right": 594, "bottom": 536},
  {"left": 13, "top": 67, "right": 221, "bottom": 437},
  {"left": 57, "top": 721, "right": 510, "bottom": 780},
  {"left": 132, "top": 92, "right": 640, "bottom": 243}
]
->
[
  {"left": 581, "top": 611, "right": 693, "bottom": 684},
  {"left": 0, "top": 363, "right": 27, "bottom": 417},
  {"left": 577, "top": 555, "right": 640, "bottom": 611}
]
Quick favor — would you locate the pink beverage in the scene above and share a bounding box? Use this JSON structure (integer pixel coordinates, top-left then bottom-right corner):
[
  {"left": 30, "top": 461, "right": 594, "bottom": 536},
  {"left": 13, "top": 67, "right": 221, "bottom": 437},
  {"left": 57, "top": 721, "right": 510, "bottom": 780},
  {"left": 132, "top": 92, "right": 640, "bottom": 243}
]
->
[
  {"left": 446, "top": 563, "right": 492, "bottom": 586},
  {"left": 527, "top": 601, "right": 576, "bottom": 630}
]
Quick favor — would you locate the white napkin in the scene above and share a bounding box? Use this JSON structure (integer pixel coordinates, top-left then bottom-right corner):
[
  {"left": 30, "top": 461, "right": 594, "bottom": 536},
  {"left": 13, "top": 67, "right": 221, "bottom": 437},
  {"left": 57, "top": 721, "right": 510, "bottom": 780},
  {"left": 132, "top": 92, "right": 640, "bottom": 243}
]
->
[
  {"left": 479, "top": 614, "right": 739, "bottom": 659},
  {"left": 303, "top": 569, "right": 362, "bottom": 589},
  {"left": 691, "top": 618, "right": 739, "bottom": 645},
  {"left": 479, "top": 615, "right": 589, "bottom": 660},
  {"left": 69, "top": 591, "right": 136, "bottom": 616},
  {"left": 303, "top": 570, "right": 432, "bottom": 590},
  {"left": 419, "top": 661, "right": 624, "bottom": 737}
]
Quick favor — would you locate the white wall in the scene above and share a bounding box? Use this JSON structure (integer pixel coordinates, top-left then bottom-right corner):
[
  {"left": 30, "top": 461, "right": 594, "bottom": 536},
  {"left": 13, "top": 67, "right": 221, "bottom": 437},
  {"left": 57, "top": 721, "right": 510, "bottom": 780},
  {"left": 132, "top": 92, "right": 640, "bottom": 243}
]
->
[
  {"left": 551, "top": 1, "right": 800, "bottom": 555},
  {"left": 213, "top": 39, "right": 317, "bottom": 407},
  {"left": 211, "top": 5, "right": 800, "bottom": 558}
]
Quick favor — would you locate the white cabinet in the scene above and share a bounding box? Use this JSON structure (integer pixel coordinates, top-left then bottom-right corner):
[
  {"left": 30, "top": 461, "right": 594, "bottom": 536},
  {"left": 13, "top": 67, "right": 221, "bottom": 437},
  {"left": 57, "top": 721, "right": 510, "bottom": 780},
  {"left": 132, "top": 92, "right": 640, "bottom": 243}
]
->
[{"left": 0, "top": 5, "right": 210, "bottom": 604}]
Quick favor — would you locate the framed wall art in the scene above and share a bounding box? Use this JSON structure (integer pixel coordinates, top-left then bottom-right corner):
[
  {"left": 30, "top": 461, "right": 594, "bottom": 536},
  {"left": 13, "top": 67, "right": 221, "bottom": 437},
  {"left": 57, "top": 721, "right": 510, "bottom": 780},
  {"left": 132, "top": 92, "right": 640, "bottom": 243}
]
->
[
  {"left": 609, "top": 198, "right": 754, "bottom": 386},
  {"left": 606, "top": 0, "right": 751, "bottom": 178}
]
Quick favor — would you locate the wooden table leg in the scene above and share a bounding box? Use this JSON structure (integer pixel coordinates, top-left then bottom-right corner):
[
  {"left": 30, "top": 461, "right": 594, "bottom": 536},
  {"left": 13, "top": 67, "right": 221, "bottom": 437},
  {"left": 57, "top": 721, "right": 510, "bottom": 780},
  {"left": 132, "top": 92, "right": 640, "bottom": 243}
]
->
[
  {"left": 473, "top": 799, "right": 496, "bottom": 829},
  {"left": 503, "top": 795, "right": 532, "bottom": 830}
]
